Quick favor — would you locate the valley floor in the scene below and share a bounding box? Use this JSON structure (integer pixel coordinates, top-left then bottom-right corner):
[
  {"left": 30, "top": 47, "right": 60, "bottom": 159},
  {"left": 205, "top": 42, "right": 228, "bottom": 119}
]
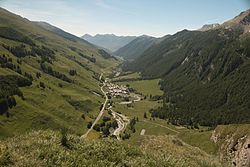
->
[
  {"left": 1, "top": 68, "right": 249, "bottom": 167},
  {"left": 80, "top": 71, "right": 222, "bottom": 164},
  {"left": 0, "top": 70, "right": 222, "bottom": 166}
]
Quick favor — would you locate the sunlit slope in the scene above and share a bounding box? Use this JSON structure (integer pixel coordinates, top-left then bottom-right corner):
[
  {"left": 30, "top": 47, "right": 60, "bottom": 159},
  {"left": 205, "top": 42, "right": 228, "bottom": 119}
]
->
[{"left": 0, "top": 7, "right": 119, "bottom": 138}]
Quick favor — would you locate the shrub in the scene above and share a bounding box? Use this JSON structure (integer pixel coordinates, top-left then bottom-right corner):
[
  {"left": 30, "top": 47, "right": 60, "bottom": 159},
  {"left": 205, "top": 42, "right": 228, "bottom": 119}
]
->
[
  {"left": 69, "top": 69, "right": 77, "bottom": 76},
  {"left": 81, "top": 114, "right": 85, "bottom": 120},
  {"left": 0, "top": 99, "right": 8, "bottom": 114},
  {"left": 93, "top": 124, "right": 100, "bottom": 132},
  {"left": 60, "top": 128, "right": 70, "bottom": 149},
  {"left": 39, "top": 82, "right": 45, "bottom": 89},
  {"left": 58, "top": 83, "right": 63, "bottom": 88},
  {"left": 87, "top": 122, "right": 92, "bottom": 129},
  {"left": 102, "top": 116, "right": 111, "bottom": 122},
  {"left": 36, "top": 72, "right": 41, "bottom": 78}
]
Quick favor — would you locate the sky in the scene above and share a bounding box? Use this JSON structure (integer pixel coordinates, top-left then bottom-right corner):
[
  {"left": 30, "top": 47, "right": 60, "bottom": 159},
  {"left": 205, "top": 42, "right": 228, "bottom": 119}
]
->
[{"left": 0, "top": 0, "right": 250, "bottom": 37}]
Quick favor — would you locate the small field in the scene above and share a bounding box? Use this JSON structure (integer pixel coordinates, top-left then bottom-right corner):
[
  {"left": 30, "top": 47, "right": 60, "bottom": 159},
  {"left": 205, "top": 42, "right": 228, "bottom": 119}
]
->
[
  {"left": 112, "top": 72, "right": 140, "bottom": 81},
  {"left": 118, "top": 79, "right": 163, "bottom": 96}
]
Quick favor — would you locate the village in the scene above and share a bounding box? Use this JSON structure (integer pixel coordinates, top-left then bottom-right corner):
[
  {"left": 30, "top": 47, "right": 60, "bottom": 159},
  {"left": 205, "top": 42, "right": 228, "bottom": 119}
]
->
[{"left": 105, "top": 82, "right": 130, "bottom": 98}]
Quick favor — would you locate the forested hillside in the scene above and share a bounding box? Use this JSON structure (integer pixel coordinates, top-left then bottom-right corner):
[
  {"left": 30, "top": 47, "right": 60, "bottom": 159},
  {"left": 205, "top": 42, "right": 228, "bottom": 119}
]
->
[
  {"left": 115, "top": 35, "right": 157, "bottom": 60},
  {"left": 0, "top": 7, "right": 119, "bottom": 138},
  {"left": 124, "top": 9, "right": 250, "bottom": 126}
]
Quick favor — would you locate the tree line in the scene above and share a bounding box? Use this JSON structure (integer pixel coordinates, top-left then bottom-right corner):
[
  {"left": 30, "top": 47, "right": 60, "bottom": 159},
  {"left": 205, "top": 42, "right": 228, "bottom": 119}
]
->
[
  {"left": 40, "top": 63, "right": 72, "bottom": 83},
  {"left": 0, "top": 75, "right": 32, "bottom": 116}
]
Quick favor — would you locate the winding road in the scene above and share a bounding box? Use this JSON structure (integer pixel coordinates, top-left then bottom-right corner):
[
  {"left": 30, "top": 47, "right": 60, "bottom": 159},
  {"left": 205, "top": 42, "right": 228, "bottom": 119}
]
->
[
  {"left": 110, "top": 109, "right": 129, "bottom": 140},
  {"left": 81, "top": 74, "right": 108, "bottom": 139}
]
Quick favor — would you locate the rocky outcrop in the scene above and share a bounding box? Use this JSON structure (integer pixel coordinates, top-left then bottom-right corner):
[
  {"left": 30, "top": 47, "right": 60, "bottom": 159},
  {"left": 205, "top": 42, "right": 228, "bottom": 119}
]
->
[
  {"left": 211, "top": 126, "right": 250, "bottom": 167},
  {"left": 199, "top": 24, "right": 220, "bottom": 31}
]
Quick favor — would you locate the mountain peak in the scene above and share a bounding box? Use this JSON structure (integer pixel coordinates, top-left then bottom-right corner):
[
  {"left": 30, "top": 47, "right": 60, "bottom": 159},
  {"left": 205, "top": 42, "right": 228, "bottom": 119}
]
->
[
  {"left": 199, "top": 24, "right": 220, "bottom": 31},
  {"left": 239, "top": 10, "right": 250, "bottom": 26},
  {"left": 139, "top": 34, "right": 153, "bottom": 38},
  {"left": 198, "top": 9, "right": 250, "bottom": 33},
  {"left": 222, "top": 8, "right": 250, "bottom": 33},
  {"left": 225, "top": 9, "right": 250, "bottom": 24},
  {"left": 82, "top": 33, "right": 93, "bottom": 38}
]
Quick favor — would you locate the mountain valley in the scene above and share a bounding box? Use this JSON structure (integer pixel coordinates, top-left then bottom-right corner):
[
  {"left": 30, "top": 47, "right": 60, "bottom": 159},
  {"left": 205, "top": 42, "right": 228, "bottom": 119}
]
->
[{"left": 0, "top": 6, "right": 249, "bottom": 167}]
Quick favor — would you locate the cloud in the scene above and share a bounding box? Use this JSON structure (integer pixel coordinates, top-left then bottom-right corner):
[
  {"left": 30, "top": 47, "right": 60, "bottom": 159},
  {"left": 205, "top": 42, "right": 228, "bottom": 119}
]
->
[{"left": 1, "top": 0, "right": 87, "bottom": 21}]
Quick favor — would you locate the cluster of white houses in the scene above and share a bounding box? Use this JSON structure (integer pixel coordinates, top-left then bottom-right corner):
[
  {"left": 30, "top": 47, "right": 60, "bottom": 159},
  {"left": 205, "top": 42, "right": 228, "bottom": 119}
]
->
[{"left": 106, "top": 83, "right": 129, "bottom": 97}]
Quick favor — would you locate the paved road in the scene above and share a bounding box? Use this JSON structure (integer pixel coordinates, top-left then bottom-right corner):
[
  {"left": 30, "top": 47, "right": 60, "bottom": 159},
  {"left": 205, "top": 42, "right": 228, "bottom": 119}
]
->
[{"left": 81, "top": 74, "right": 107, "bottom": 139}]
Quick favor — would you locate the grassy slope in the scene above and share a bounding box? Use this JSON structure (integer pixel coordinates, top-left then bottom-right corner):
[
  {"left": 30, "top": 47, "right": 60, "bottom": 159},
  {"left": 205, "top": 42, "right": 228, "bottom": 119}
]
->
[
  {"left": 0, "top": 8, "right": 119, "bottom": 138},
  {"left": 0, "top": 130, "right": 220, "bottom": 167}
]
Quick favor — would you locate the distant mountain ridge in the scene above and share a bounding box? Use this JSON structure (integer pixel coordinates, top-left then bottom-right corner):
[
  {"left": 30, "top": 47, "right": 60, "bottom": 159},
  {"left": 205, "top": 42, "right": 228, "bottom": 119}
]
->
[
  {"left": 114, "top": 35, "right": 157, "bottom": 60},
  {"left": 222, "top": 9, "right": 250, "bottom": 33},
  {"left": 114, "top": 35, "right": 170, "bottom": 61},
  {"left": 198, "top": 9, "right": 250, "bottom": 32},
  {"left": 82, "top": 34, "right": 136, "bottom": 52},
  {"left": 114, "top": 35, "right": 170, "bottom": 60},
  {"left": 34, "top": 21, "right": 92, "bottom": 45}
]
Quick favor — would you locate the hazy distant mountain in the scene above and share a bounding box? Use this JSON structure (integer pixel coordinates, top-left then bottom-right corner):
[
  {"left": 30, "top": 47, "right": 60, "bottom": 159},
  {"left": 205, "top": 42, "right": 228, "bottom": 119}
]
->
[
  {"left": 115, "top": 35, "right": 170, "bottom": 60},
  {"left": 82, "top": 34, "right": 136, "bottom": 52},
  {"left": 114, "top": 35, "right": 157, "bottom": 60}
]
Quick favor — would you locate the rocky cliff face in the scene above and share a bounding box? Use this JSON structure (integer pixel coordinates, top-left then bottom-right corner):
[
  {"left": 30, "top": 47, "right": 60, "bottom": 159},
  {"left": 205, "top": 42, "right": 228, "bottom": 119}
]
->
[{"left": 211, "top": 125, "right": 250, "bottom": 167}]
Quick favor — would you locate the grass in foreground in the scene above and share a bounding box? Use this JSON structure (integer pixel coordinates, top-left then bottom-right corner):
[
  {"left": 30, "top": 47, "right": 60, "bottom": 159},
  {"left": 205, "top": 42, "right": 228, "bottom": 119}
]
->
[{"left": 0, "top": 130, "right": 220, "bottom": 167}]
